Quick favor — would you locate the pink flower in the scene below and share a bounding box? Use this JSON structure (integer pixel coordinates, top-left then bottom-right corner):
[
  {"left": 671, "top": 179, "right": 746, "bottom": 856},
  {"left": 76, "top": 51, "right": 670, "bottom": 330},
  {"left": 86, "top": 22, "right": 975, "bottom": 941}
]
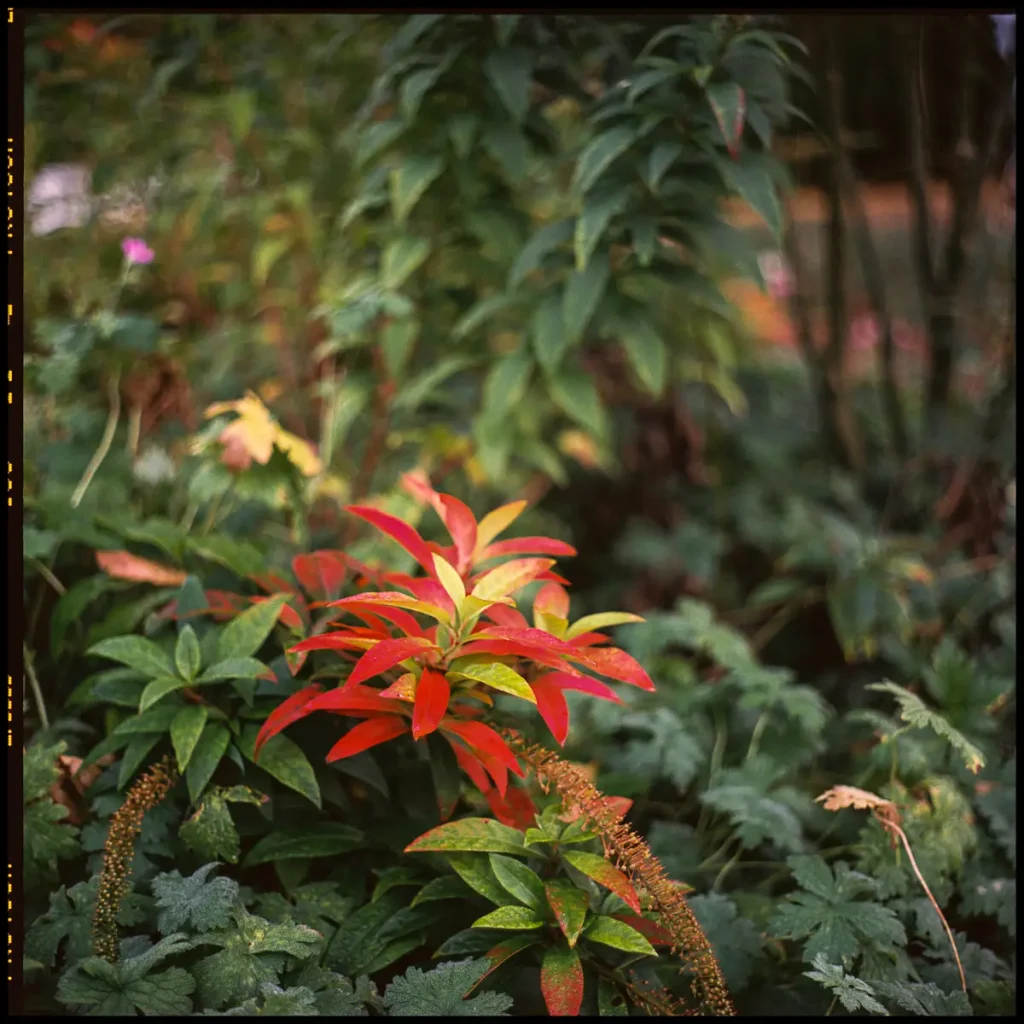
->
[
  {"left": 121, "top": 237, "right": 154, "bottom": 265},
  {"left": 757, "top": 251, "right": 794, "bottom": 299}
]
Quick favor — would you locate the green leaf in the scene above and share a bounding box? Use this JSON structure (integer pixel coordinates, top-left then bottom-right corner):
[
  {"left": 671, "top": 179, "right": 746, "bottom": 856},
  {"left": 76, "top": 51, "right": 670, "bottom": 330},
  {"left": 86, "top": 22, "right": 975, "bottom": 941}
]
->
[
  {"left": 217, "top": 594, "right": 288, "bottom": 662},
  {"left": 548, "top": 365, "right": 608, "bottom": 438},
  {"left": 868, "top": 681, "right": 985, "bottom": 774},
  {"left": 598, "top": 977, "right": 629, "bottom": 1016},
  {"left": 243, "top": 825, "right": 365, "bottom": 866},
  {"left": 400, "top": 66, "right": 446, "bottom": 123},
  {"left": 395, "top": 356, "right": 473, "bottom": 412},
  {"left": 621, "top": 318, "right": 667, "bottom": 396},
  {"left": 88, "top": 635, "right": 176, "bottom": 680},
  {"left": 174, "top": 625, "right": 202, "bottom": 681},
  {"left": 411, "top": 876, "right": 473, "bottom": 908},
  {"left": 645, "top": 141, "right": 683, "bottom": 192},
  {"left": 26, "top": 881, "right": 98, "bottom": 967},
  {"left": 540, "top": 944, "right": 584, "bottom": 1016},
  {"left": 447, "top": 662, "right": 536, "bottom": 704},
  {"left": 871, "top": 979, "right": 972, "bottom": 1016},
  {"left": 573, "top": 126, "right": 636, "bottom": 195},
  {"left": 325, "top": 892, "right": 426, "bottom": 976},
  {"left": 139, "top": 675, "right": 187, "bottom": 712},
  {"left": 563, "top": 253, "right": 610, "bottom": 345},
  {"left": 531, "top": 292, "right": 569, "bottom": 374},
  {"left": 197, "top": 656, "right": 270, "bottom": 683},
  {"left": 453, "top": 293, "right": 513, "bottom": 340},
  {"left": 562, "top": 851, "right": 641, "bottom": 913},
  {"left": 185, "top": 724, "right": 231, "bottom": 804},
  {"left": 381, "top": 317, "right": 420, "bottom": 378},
  {"left": 187, "top": 536, "right": 264, "bottom": 578},
  {"left": 545, "top": 879, "right": 589, "bottom": 948},
  {"left": 170, "top": 706, "right": 208, "bottom": 772},
  {"left": 509, "top": 219, "right": 573, "bottom": 290},
  {"left": 152, "top": 863, "right": 240, "bottom": 935},
  {"left": 583, "top": 915, "right": 656, "bottom": 955},
  {"left": 575, "top": 188, "right": 631, "bottom": 271},
  {"left": 718, "top": 159, "right": 782, "bottom": 241},
  {"left": 488, "top": 854, "right": 546, "bottom": 911},
  {"left": 445, "top": 854, "right": 512, "bottom": 906},
  {"left": 482, "top": 348, "right": 532, "bottom": 419},
  {"left": 803, "top": 955, "right": 889, "bottom": 1015},
  {"left": 484, "top": 48, "right": 533, "bottom": 123},
  {"left": 447, "top": 113, "right": 479, "bottom": 160},
  {"left": 390, "top": 155, "right": 445, "bottom": 224},
  {"left": 406, "top": 818, "right": 528, "bottom": 857},
  {"left": 381, "top": 236, "right": 431, "bottom": 290},
  {"left": 707, "top": 81, "right": 746, "bottom": 153},
  {"left": 482, "top": 123, "right": 527, "bottom": 186},
  {"left": 240, "top": 725, "right": 322, "bottom": 808},
  {"left": 356, "top": 119, "right": 405, "bottom": 168},
  {"left": 472, "top": 905, "right": 544, "bottom": 930},
  {"left": 383, "top": 958, "right": 513, "bottom": 1016},
  {"left": 118, "top": 734, "right": 161, "bottom": 789}
]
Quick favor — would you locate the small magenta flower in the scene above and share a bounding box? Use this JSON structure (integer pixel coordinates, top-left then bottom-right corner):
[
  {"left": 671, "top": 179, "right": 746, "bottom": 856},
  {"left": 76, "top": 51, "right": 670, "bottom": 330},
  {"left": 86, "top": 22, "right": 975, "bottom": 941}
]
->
[{"left": 121, "top": 237, "right": 155, "bottom": 265}]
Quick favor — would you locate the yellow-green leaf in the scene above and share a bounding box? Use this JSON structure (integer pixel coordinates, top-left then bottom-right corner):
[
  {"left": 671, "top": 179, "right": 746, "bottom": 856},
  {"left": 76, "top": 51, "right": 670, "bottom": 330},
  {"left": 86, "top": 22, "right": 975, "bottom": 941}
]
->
[
  {"left": 472, "top": 905, "right": 544, "bottom": 930},
  {"left": 447, "top": 662, "right": 536, "bottom": 704},
  {"left": 564, "top": 612, "right": 644, "bottom": 640}
]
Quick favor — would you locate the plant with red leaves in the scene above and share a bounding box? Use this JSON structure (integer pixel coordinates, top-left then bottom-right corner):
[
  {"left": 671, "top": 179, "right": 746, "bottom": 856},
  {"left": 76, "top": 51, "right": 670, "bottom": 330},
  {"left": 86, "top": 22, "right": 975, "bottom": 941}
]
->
[{"left": 253, "top": 477, "right": 652, "bottom": 802}]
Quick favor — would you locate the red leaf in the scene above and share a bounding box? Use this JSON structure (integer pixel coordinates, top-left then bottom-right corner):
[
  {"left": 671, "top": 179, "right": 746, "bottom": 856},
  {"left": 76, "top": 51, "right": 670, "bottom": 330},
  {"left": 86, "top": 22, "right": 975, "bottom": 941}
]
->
[
  {"left": 344, "top": 505, "right": 436, "bottom": 576},
  {"left": 400, "top": 468, "right": 446, "bottom": 516},
  {"left": 95, "top": 550, "right": 187, "bottom": 587},
  {"left": 537, "top": 569, "right": 572, "bottom": 585},
  {"left": 348, "top": 636, "right": 440, "bottom": 687},
  {"left": 563, "top": 850, "right": 641, "bottom": 913},
  {"left": 473, "top": 747, "right": 509, "bottom": 798},
  {"left": 255, "top": 684, "right": 323, "bottom": 757},
  {"left": 289, "top": 633, "right": 376, "bottom": 654},
  {"left": 440, "top": 720, "right": 523, "bottom": 779},
  {"left": 485, "top": 786, "right": 538, "bottom": 830},
  {"left": 305, "top": 685, "right": 408, "bottom": 715},
  {"left": 450, "top": 741, "right": 493, "bottom": 794},
  {"left": 402, "top": 577, "right": 457, "bottom": 618},
  {"left": 540, "top": 945, "right": 584, "bottom": 1016},
  {"left": 292, "top": 550, "right": 347, "bottom": 599},
  {"left": 568, "top": 631, "right": 609, "bottom": 647},
  {"left": 336, "top": 602, "right": 426, "bottom": 639},
  {"left": 379, "top": 672, "right": 418, "bottom": 701},
  {"left": 573, "top": 646, "right": 656, "bottom": 692},
  {"left": 456, "top": 640, "right": 585, "bottom": 677},
  {"left": 326, "top": 717, "right": 409, "bottom": 761},
  {"left": 412, "top": 668, "right": 450, "bottom": 740},
  {"left": 472, "top": 626, "right": 581, "bottom": 658},
  {"left": 534, "top": 582, "right": 570, "bottom": 621},
  {"left": 612, "top": 914, "right": 674, "bottom": 946},
  {"left": 275, "top": 598, "right": 306, "bottom": 633},
  {"left": 544, "top": 671, "right": 623, "bottom": 704},
  {"left": 477, "top": 537, "right": 577, "bottom": 561},
  {"left": 483, "top": 604, "right": 530, "bottom": 629},
  {"left": 439, "top": 495, "right": 478, "bottom": 573},
  {"left": 529, "top": 676, "right": 570, "bottom": 745},
  {"left": 471, "top": 559, "right": 555, "bottom": 602}
]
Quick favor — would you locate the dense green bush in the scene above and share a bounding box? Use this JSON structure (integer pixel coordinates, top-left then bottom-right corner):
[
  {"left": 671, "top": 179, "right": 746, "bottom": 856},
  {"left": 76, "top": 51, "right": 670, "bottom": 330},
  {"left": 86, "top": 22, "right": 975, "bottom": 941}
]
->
[{"left": 22, "top": 11, "right": 1014, "bottom": 1017}]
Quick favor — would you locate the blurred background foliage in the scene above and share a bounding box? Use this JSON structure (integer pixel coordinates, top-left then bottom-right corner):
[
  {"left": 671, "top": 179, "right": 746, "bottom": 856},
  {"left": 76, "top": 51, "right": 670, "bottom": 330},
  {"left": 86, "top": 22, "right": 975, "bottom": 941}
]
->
[{"left": 22, "top": 11, "right": 1015, "bottom": 1017}]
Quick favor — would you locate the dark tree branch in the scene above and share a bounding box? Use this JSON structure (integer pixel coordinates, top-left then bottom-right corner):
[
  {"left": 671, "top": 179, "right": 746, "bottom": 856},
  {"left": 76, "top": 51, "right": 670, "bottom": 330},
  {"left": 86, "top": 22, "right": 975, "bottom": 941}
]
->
[{"left": 905, "top": 21, "right": 936, "bottom": 298}]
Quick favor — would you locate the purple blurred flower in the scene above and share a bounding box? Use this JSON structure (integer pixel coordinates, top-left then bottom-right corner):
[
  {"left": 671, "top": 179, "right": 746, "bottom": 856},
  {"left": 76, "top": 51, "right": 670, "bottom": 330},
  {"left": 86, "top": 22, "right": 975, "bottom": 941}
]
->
[
  {"left": 121, "top": 237, "right": 154, "bottom": 265},
  {"left": 992, "top": 14, "right": 1015, "bottom": 61}
]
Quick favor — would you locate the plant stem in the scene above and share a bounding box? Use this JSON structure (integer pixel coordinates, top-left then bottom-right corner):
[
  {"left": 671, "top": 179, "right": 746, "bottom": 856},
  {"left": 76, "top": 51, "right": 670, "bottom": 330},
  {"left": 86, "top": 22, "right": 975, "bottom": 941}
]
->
[
  {"left": 29, "top": 557, "right": 66, "bottom": 597},
  {"left": 71, "top": 369, "right": 122, "bottom": 508},
  {"left": 23, "top": 643, "right": 50, "bottom": 732}
]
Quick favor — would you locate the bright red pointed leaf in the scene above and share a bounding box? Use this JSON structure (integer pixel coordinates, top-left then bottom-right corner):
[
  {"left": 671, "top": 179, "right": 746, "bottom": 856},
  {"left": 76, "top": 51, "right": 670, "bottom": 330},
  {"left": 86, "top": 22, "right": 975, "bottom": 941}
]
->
[
  {"left": 612, "top": 914, "right": 674, "bottom": 946},
  {"left": 344, "top": 505, "right": 436, "bottom": 576},
  {"left": 483, "top": 604, "right": 530, "bottom": 629},
  {"left": 439, "top": 495, "right": 478, "bottom": 572},
  {"left": 478, "top": 935, "right": 540, "bottom": 986},
  {"left": 340, "top": 611, "right": 393, "bottom": 637},
  {"left": 255, "top": 684, "right": 324, "bottom": 757},
  {"left": 472, "top": 746, "right": 510, "bottom": 798},
  {"left": 450, "top": 740, "right": 493, "bottom": 793},
  {"left": 534, "top": 582, "right": 570, "bottom": 621},
  {"left": 412, "top": 668, "right": 450, "bottom": 740},
  {"left": 529, "top": 675, "right": 570, "bottom": 745},
  {"left": 292, "top": 550, "right": 347, "bottom": 599},
  {"left": 477, "top": 537, "right": 577, "bottom": 561},
  {"left": 537, "top": 569, "right": 571, "bottom": 585},
  {"left": 326, "top": 717, "right": 409, "bottom": 761},
  {"left": 545, "top": 671, "right": 623, "bottom": 704},
  {"left": 289, "top": 633, "right": 376, "bottom": 654},
  {"left": 401, "top": 578, "right": 457, "bottom": 618},
  {"left": 573, "top": 646, "right": 655, "bottom": 691},
  {"left": 540, "top": 945, "right": 584, "bottom": 1016},
  {"left": 456, "top": 640, "right": 585, "bottom": 677},
  {"left": 471, "top": 626, "right": 582, "bottom": 658},
  {"left": 485, "top": 785, "right": 538, "bottom": 830},
  {"left": 337, "top": 602, "right": 426, "bottom": 638},
  {"left": 275, "top": 598, "right": 306, "bottom": 632},
  {"left": 440, "top": 719, "right": 523, "bottom": 779},
  {"left": 400, "top": 468, "right": 447, "bottom": 514},
  {"left": 347, "top": 636, "right": 440, "bottom": 687},
  {"left": 568, "top": 631, "right": 610, "bottom": 647},
  {"left": 305, "top": 685, "right": 408, "bottom": 715},
  {"left": 563, "top": 850, "right": 641, "bottom": 913}
]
